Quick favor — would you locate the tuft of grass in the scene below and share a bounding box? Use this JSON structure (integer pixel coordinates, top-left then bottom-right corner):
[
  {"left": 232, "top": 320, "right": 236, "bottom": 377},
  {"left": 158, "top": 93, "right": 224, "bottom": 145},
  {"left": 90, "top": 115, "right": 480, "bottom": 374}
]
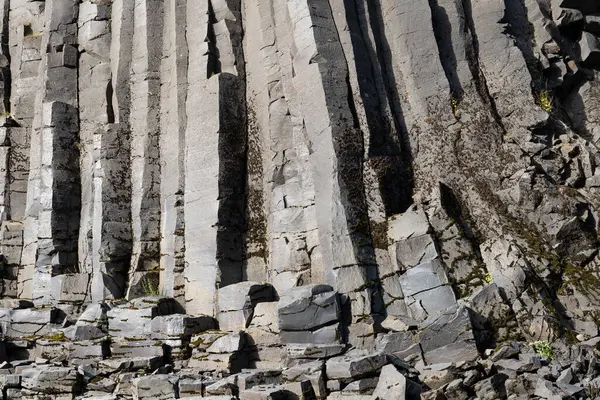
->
[
  {"left": 140, "top": 277, "right": 160, "bottom": 296},
  {"left": 484, "top": 273, "right": 493, "bottom": 284},
  {"left": 530, "top": 340, "right": 553, "bottom": 360},
  {"left": 585, "top": 382, "right": 600, "bottom": 399},
  {"left": 537, "top": 90, "right": 553, "bottom": 113}
]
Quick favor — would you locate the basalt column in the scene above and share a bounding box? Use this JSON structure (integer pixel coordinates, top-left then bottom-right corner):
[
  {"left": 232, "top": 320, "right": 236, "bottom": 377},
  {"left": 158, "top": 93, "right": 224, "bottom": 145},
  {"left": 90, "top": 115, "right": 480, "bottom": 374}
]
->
[
  {"left": 159, "top": 0, "right": 188, "bottom": 302},
  {"left": 8, "top": 0, "right": 45, "bottom": 300},
  {"left": 27, "top": 0, "right": 81, "bottom": 306},
  {"left": 288, "top": 0, "right": 375, "bottom": 323},
  {"left": 184, "top": 0, "right": 247, "bottom": 316},
  {"left": 126, "top": 0, "right": 164, "bottom": 297},
  {"left": 84, "top": 0, "right": 133, "bottom": 302}
]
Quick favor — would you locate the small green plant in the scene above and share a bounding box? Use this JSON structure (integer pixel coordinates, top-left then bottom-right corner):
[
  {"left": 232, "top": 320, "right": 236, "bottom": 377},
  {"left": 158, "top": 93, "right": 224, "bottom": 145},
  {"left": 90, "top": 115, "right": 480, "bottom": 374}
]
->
[
  {"left": 140, "top": 277, "right": 160, "bottom": 296},
  {"left": 530, "top": 340, "right": 553, "bottom": 360},
  {"left": 537, "top": 90, "right": 553, "bottom": 113},
  {"left": 45, "top": 332, "right": 66, "bottom": 341},
  {"left": 484, "top": 273, "right": 493, "bottom": 284},
  {"left": 450, "top": 94, "right": 461, "bottom": 118}
]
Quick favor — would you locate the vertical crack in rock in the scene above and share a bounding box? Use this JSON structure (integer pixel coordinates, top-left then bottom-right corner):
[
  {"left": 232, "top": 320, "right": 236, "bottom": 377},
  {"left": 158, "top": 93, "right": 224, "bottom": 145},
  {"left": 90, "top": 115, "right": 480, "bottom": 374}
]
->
[
  {"left": 460, "top": 0, "right": 506, "bottom": 133},
  {"left": 427, "top": 0, "right": 464, "bottom": 100}
]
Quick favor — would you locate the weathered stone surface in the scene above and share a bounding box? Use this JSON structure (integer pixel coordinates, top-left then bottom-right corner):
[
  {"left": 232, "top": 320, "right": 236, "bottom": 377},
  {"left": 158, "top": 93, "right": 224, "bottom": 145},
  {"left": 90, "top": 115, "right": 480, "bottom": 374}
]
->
[
  {"left": 0, "top": 0, "right": 599, "bottom": 395},
  {"left": 580, "top": 31, "right": 600, "bottom": 68},
  {"left": 326, "top": 351, "right": 387, "bottom": 381},
  {"left": 286, "top": 343, "right": 347, "bottom": 359},
  {"left": 282, "top": 361, "right": 325, "bottom": 399},
  {"left": 279, "top": 324, "right": 341, "bottom": 345},
  {"left": 399, "top": 260, "right": 456, "bottom": 321},
  {"left": 418, "top": 306, "right": 479, "bottom": 364},
  {"left": 372, "top": 365, "right": 410, "bottom": 400},
  {"left": 107, "top": 298, "right": 177, "bottom": 338},
  {"left": 21, "top": 367, "right": 83, "bottom": 395},
  {"left": 218, "top": 282, "right": 275, "bottom": 331},
  {"left": 132, "top": 374, "right": 179, "bottom": 400},
  {"left": 2, "top": 308, "right": 59, "bottom": 338},
  {"left": 151, "top": 314, "right": 216, "bottom": 337},
  {"left": 277, "top": 285, "right": 339, "bottom": 331},
  {"left": 207, "top": 332, "right": 246, "bottom": 354}
]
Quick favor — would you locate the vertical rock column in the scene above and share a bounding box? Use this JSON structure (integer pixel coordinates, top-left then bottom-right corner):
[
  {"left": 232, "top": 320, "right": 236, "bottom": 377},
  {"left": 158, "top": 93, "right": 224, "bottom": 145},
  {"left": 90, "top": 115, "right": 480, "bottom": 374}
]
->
[
  {"left": 257, "top": 0, "right": 322, "bottom": 294},
  {"left": 28, "top": 0, "right": 81, "bottom": 305},
  {"left": 78, "top": 0, "right": 112, "bottom": 281},
  {"left": 0, "top": 0, "right": 9, "bottom": 221},
  {"left": 184, "top": 0, "right": 246, "bottom": 316},
  {"left": 286, "top": 0, "right": 375, "bottom": 323},
  {"left": 126, "top": 0, "right": 164, "bottom": 297},
  {"left": 241, "top": 0, "right": 269, "bottom": 284},
  {"left": 159, "top": 0, "right": 188, "bottom": 302},
  {"left": 7, "top": 0, "right": 45, "bottom": 299},
  {"left": 328, "top": 0, "right": 414, "bottom": 317},
  {"left": 81, "top": 0, "right": 132, "bottom": 302}
]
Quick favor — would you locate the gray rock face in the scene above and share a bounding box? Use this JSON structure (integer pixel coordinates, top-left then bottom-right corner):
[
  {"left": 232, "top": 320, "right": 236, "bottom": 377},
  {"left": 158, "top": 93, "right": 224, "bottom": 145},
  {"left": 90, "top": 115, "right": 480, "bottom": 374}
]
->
[
  {"left": 277, "top": 285, "right": 342, "bottom": 346},
  {"left": 0, "top": 0, "right": 599, "bottom": 397}
]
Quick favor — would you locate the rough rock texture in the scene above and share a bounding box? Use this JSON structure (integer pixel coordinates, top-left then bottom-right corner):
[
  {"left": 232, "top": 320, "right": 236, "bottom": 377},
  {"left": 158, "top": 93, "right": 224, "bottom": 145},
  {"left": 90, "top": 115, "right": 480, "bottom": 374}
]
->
[{"left": 0, "top": 0, "right": 599, "bottom": 398}]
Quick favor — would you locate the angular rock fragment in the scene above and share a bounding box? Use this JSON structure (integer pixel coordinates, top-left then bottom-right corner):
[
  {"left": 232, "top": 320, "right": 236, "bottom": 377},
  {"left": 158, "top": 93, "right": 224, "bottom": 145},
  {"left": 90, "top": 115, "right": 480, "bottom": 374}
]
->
[
  {"left": 21, "top": 367, "right": 84, "bottom": 396},
  {"left": 580, "top": 31, "right": 600, "bottom": 68},
  {"left": 151, "top": 314, "right": 216, "bottom": 337},
  {"left": 326, "top": 351, "right": 387, "bottom": 381},
  {"left": 132, "top": 374, "right": 179, "bottom": 400},
  {"left": 418, "top": 306, "right": 479, "bottom": 364},
  {"left": 372, "top": 364, "right": 420, "bottom": 400},
  {"left": 277, "top": 285, "right": 340, "bottom": 331},
  {"left": 217, "top": 283, "right": 274, "bottom": 332}
]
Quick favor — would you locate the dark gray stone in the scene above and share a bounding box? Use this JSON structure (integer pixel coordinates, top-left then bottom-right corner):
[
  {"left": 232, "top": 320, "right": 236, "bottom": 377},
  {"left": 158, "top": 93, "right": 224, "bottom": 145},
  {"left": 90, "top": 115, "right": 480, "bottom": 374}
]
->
[
  {"left": 326, "top": 350, "right": 387, "bottom": 380},
  {"left": 580, "top": 31, "right": 600, "bottom": 68},
  {"left": 280, "top": 324, "right": 341, "bottom": 345},
  {"left": 560, "top": 0, "right": 600, "bottom": 14},
  {"left": 277, "top": 285, "right": 339, "bottom": 331}
]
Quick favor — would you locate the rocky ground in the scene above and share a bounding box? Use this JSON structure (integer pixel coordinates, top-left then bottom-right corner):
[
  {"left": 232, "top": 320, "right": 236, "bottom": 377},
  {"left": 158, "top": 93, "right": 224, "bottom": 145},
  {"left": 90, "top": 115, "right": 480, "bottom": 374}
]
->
[{"left": 1, "top": 287, "right": 600, "bottom": 399}]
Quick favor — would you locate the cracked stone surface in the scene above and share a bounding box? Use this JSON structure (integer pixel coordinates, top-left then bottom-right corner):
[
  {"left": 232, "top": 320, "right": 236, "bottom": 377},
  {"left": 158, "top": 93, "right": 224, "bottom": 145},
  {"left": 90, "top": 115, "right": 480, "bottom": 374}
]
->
[{"left": 0, "top": 0, "right": 597, "bottom": 398}]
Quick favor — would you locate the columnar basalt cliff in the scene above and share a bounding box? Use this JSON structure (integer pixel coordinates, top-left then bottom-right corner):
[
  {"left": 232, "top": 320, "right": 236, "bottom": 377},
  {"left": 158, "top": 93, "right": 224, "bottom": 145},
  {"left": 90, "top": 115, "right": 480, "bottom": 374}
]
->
[{"left": 0, "top": 0, "right": 599, "bottom": 399}]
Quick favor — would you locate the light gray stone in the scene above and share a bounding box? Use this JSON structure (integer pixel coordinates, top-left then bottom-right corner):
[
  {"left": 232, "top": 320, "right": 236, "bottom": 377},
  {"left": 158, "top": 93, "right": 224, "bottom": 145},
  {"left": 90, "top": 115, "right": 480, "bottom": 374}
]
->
[
  {"left": 280, "top": 323, "right": 341, "bottom": 345},
  {"left": 151, "top": 314, "right": 216, "bottom": 337},
  {"left": 132, "top": 374, "right": 179, "bottom": 400},
  {"left": 372, "top": 364, "right": 408, "bottom": 400},
  {"left": 286, "top": 343, "right": 347, "bottom": 359}
]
